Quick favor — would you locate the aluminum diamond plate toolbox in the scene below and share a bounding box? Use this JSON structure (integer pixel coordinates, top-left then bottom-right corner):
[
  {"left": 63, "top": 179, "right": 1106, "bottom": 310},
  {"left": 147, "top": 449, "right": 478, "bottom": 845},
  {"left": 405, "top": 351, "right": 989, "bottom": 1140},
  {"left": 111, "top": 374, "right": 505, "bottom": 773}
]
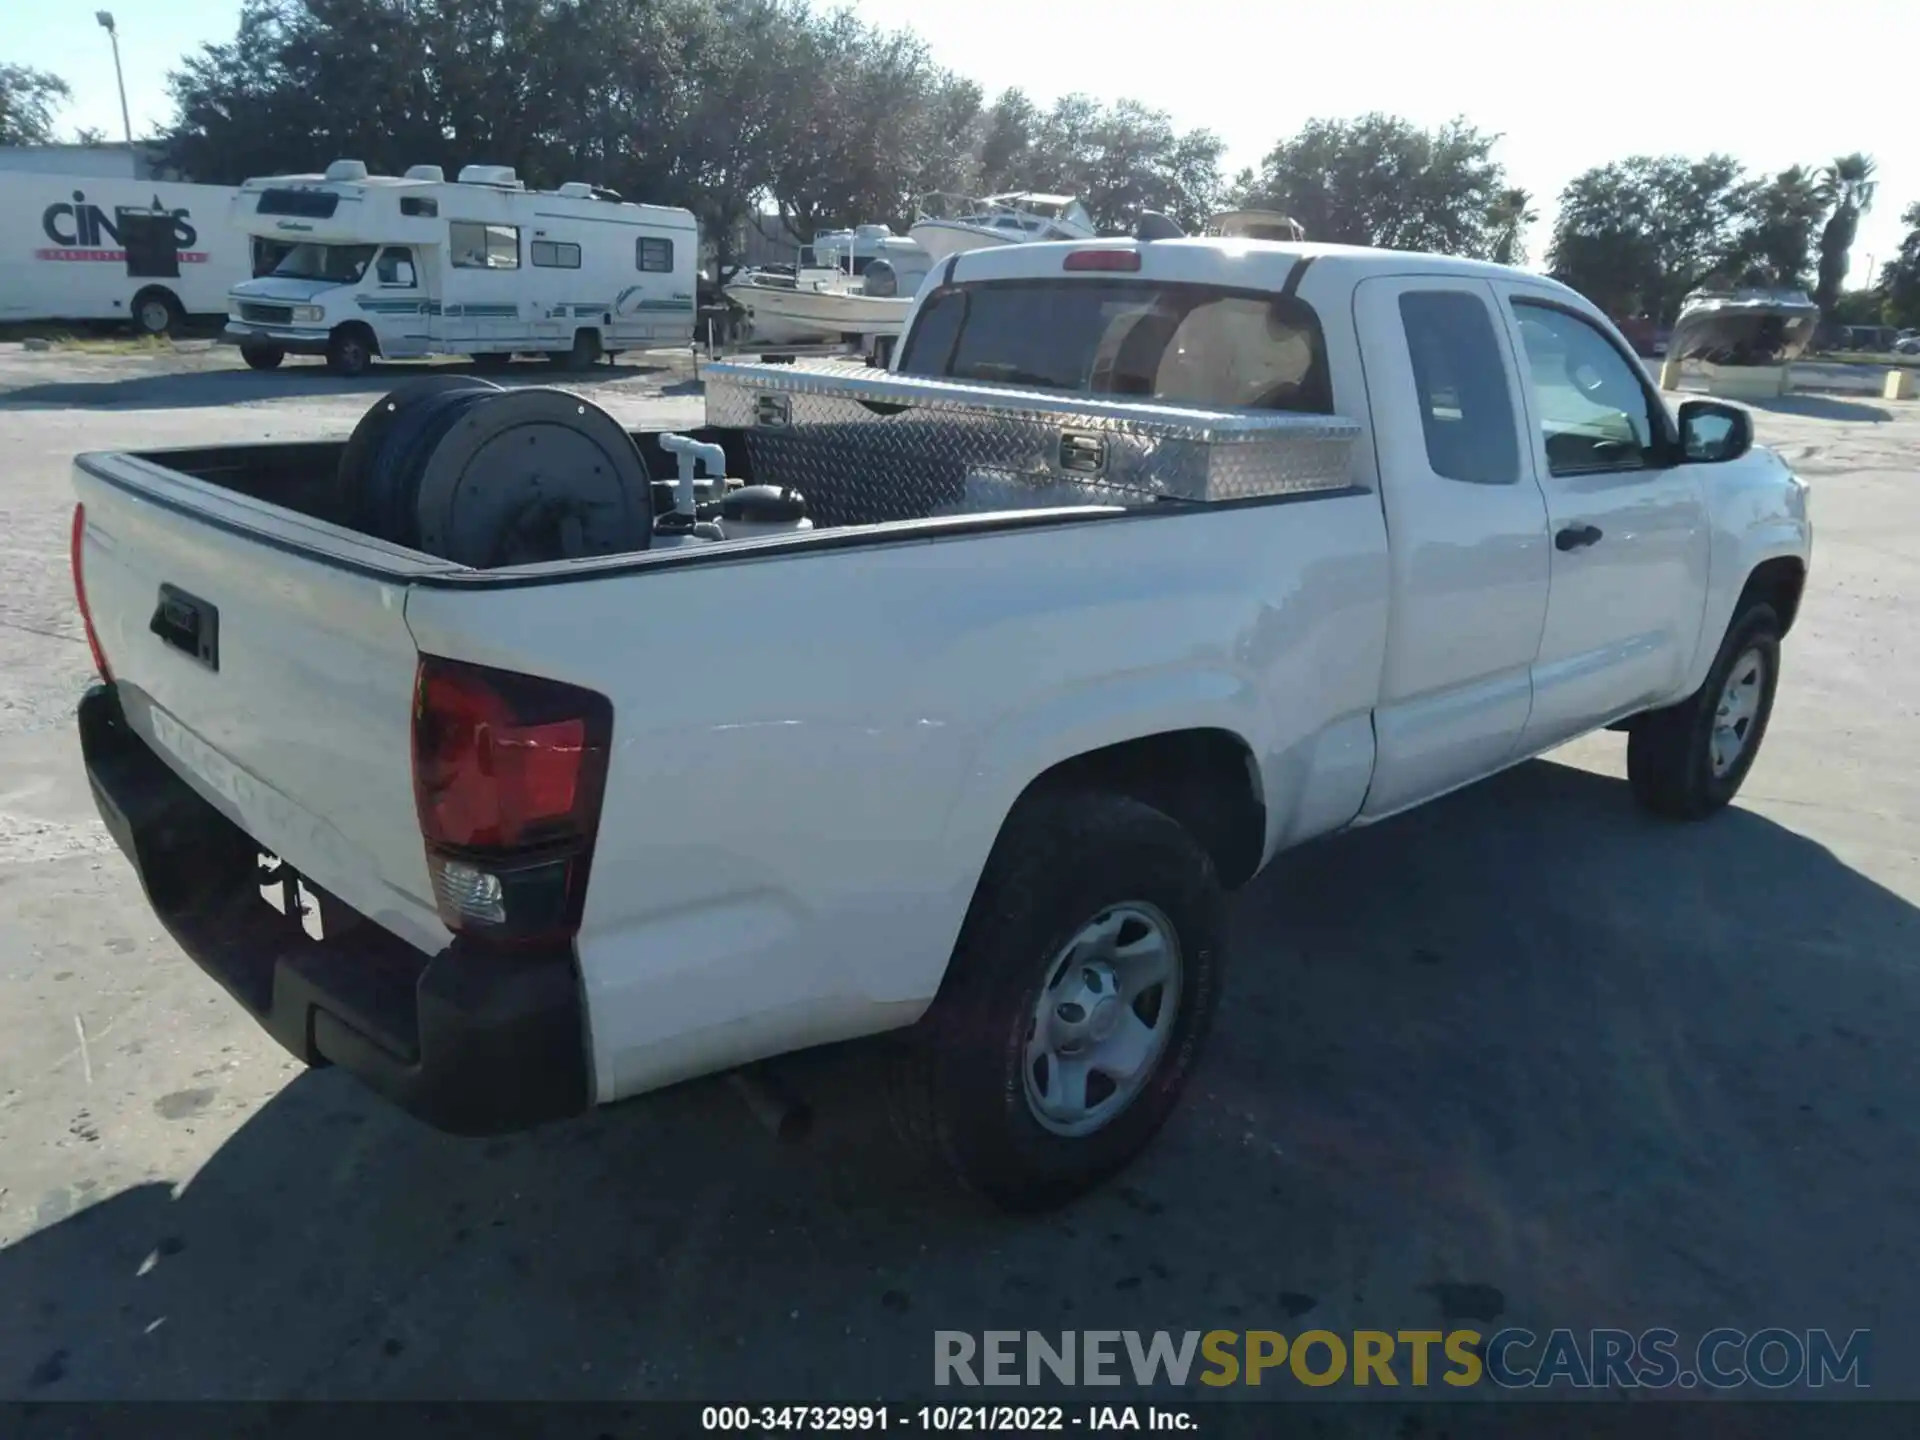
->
[{"left": 704, "top": 361, "right": 1359, "bottom": 529}]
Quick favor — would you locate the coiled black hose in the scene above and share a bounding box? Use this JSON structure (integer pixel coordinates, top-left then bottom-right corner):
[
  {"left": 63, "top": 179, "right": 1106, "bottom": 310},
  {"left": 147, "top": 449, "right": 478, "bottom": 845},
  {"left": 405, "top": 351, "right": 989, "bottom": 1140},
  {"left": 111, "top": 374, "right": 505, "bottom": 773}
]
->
[{"left": 358, "top": 385, "right": 499, "bottom": 549}]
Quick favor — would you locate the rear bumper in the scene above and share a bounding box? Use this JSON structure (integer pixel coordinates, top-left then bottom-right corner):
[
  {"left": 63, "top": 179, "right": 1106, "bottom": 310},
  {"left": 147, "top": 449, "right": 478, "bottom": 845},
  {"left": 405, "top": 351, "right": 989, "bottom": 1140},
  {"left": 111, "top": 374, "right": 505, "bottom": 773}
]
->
[{"left": 77, "top": 683, "right": 591, "bottom": 1136}]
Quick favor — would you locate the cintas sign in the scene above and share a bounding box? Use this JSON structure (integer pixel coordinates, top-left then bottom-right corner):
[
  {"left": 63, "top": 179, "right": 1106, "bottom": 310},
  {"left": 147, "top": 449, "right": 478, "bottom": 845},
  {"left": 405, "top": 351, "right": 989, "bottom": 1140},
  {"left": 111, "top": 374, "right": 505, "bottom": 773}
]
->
[{"left": 37, "top": 188, "right": 206, "bottom": 261}]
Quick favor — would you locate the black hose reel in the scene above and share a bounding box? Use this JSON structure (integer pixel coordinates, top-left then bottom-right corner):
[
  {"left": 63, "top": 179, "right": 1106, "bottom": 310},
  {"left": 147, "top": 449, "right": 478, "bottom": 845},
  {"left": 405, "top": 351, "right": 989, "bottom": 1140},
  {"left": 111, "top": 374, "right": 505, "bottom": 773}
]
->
[{"left": 337, "top": 378, "right": 654, "bottom": 566}]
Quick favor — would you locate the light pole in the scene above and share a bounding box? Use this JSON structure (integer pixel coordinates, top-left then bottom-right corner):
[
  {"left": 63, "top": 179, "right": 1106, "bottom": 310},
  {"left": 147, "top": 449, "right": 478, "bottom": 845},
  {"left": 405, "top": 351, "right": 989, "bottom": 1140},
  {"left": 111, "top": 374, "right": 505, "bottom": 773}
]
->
[{"left": 96, "top": 11, "right": 133, "bottom": 147}]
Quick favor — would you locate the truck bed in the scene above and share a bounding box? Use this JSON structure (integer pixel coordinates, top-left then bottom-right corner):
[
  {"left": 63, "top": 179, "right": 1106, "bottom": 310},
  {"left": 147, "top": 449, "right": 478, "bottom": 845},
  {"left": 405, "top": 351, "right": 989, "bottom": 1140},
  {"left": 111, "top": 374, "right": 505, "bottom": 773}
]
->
[{"left": 128, "top": 427, "right": 760, "bottom": 538}]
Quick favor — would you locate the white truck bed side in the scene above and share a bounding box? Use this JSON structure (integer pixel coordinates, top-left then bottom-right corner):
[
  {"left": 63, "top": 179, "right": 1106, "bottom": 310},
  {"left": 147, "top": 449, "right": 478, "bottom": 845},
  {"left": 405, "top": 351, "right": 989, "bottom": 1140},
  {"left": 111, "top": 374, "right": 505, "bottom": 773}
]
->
[{"left": 403, "top": 495, "right": 1389, "bottom": 1101}]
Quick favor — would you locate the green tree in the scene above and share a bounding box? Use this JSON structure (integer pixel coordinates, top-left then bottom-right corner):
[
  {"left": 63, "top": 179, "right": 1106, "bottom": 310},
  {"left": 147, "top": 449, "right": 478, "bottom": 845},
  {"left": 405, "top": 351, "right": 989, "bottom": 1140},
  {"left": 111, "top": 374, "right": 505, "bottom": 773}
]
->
[
  {"left": 0, "top": 63, "right": 71, "bottom": 146},
  {"left": 974, "top": 89, "right": 1039, "bottom": 195},
  {"left": 1813, "top": 153, "right": 1877, "bottom": 320},
  {"left": 958, "top": 91, "right": 1225, "bottom": 233},
  {"left": 1548, "top": 155, "right": 1753, "bottom": 321},
  {"left": 1487, "top": 187, "right": 1537, "bottom": 267},
  {"left": 1238, "top": 114, "right": 1510, "bottom": 257},
  {"left": 1880, "top": 201, "right": 1920, "bottom": 330},
  {"left": 1722, "top": 164, "right": 1825, "bottom": 289}
]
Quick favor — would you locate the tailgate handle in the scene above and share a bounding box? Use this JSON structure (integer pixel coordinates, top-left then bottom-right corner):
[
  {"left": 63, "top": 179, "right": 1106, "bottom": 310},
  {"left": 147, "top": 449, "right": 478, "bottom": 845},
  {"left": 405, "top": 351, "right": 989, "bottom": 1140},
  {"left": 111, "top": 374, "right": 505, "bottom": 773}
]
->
[{"left": 150, "top": 585, "right": 220, "bottom": 671}]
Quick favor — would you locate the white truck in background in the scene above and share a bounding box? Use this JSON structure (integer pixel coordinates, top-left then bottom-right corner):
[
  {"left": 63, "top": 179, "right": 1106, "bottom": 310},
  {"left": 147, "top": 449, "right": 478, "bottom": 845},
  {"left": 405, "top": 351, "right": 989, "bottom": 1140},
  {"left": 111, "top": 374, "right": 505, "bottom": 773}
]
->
[
  {"left": 223, "top": 159, "right": 699, "bottom": 376},
  {"left": 0, "top": 168, "right": 248, "bottom": 334},
  {"left": 71, "top": 233, "right": 1810, "bottom": 1210}
]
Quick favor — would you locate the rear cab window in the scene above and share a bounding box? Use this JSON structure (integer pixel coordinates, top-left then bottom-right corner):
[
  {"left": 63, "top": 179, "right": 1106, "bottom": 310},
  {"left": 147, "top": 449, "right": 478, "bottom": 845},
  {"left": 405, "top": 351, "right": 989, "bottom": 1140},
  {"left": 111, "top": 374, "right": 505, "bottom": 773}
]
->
[
  {"left": 897, "top": 279, "right": 1332, "bottom": 414},
  {"left": 1397, "top": 290, "right": 1520, "bottom": 485}
]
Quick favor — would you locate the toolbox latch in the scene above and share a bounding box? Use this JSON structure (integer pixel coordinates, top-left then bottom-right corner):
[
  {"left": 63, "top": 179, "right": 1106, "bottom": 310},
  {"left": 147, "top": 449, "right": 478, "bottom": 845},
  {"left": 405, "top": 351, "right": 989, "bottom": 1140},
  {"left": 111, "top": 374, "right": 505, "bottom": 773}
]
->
[{"left": 1058, "top": 431, "right": 1107, "bottom": 475}]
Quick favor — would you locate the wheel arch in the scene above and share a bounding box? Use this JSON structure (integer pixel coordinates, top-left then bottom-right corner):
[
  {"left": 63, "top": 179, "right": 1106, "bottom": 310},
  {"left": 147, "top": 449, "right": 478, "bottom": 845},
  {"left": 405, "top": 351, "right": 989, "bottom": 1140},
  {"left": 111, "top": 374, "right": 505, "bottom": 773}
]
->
[
  {"left": 1004, "top": 727, "right": 1267, "bottom": 892},
  {"left": 1737, "top": 555, "right": 1806, "bottom": 636},
  {"left": 331, "top": 318, "right": 381, "bottom": 355}
]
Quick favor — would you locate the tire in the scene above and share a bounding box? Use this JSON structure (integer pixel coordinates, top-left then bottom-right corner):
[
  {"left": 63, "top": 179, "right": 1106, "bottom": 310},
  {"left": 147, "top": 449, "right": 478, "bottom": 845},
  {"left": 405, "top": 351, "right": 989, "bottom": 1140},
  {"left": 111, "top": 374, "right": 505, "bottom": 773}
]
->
[
  {"left": 131, "top": 288, "right": 180, "bottom": 338},
  {"left": 326, "top": 327, "right": 375, "bottom": 377},
  {"left": 889, "top": 791, "right": 1226, "bottom": 1212},
  {"left": 548, "top": 329, "right": 602, "bottom": 371},
  {"left": 240, "top": 343, "right": 284, "bottom": 371},
  {"left": 1627, "top": 602, "right": 1781, "bottom": 820}
]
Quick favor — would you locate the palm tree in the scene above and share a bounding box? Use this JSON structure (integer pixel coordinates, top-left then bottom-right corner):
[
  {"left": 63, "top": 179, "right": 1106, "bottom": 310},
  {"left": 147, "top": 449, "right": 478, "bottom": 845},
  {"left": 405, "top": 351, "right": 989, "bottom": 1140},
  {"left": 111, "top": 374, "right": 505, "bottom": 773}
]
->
[
  {"left": 1487, "top": 187, "right": 1538, "bottom": 267},
  {"left": 1813, "top": 153, "right": 1878, "bottom": 319}
]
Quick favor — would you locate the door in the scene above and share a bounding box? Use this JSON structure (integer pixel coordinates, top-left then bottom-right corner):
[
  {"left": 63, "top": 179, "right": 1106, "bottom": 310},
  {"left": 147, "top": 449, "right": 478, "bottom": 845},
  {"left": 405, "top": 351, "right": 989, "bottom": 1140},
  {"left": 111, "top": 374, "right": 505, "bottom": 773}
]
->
[
  {"left": 119, "top": 210, "right": 180, "bottom": 279},
  {"left": 365, "top": 245, "right": 428, "bottom": 356},
  {"left": 1493, "top": 291, "right": 1711, "bottom": 752},
  {"left": 529, "top": 235, "right": 582, "bottom": 346},
  {"left": 1353, "top": 276, "right": 1552, "bottom": 820},
  {"left": 445, "top": 220, "right": 519, "bottom": 347}
]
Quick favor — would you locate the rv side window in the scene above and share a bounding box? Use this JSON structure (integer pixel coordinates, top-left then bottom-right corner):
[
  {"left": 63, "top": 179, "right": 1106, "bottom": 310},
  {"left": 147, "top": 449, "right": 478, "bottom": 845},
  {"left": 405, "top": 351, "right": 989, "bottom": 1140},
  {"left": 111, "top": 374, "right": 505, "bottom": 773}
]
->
[
  {"left": 450, "top": 221, "right": 520, "bottom": 270},
  {"left": 637, "top": 237, "right": 673, "bottom": 272},
  {"left": 401, "top": 196, "right": 438, "bottom": 218},
  {"left": 532, "top": 240, "right": 582, "bottom": 269}
]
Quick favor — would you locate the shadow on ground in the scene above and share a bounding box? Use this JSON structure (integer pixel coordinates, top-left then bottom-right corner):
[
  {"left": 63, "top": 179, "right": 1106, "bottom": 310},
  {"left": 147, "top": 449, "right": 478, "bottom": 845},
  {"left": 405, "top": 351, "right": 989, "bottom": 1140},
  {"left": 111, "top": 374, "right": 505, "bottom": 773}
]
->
[
  {"left": 1745, "top": 395, "right": 1895, "bottom": 423},
  {"left": 4, "top": 760, "right": 1916, "bottom": 1404},
  {"left": 0, "top": 359, "right": 675, "bottom": 412}
]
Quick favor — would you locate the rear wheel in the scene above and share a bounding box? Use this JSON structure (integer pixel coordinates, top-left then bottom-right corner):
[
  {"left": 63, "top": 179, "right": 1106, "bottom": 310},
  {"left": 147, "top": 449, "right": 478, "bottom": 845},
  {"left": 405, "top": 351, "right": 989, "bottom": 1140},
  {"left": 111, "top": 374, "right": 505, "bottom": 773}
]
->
[
  {"left": 548, "top": 328, "right": 603, "bottom": 371},
  {"left": 1627, "top": 602, "right": 1782, "bottom": 819},
  {"left": 131, "top": 288, "right": 181, "bottom": 338},
  {"left": 326, "top": 326, "right": 375, "bottom": 377},
  {"left": 240, "top": 343, "right": 284, "bottom": 371},
  {"left": 889, "top": 791, "right": 1226, "bottom": 1211}
]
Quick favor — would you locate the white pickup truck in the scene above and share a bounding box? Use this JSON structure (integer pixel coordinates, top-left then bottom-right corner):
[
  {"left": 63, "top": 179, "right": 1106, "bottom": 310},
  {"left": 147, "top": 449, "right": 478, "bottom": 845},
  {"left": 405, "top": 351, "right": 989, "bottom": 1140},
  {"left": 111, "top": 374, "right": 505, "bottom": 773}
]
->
[{"left": 71, "top": 235, "right": 1811, "bottom": 1211}]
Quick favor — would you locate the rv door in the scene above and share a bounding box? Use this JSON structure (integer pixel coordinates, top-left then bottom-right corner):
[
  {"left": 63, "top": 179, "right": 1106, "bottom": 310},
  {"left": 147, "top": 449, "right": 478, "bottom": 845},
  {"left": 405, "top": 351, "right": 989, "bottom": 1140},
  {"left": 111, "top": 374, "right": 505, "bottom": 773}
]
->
[{"left": 119, "top": 210, "right": 180, "bottom": 279}]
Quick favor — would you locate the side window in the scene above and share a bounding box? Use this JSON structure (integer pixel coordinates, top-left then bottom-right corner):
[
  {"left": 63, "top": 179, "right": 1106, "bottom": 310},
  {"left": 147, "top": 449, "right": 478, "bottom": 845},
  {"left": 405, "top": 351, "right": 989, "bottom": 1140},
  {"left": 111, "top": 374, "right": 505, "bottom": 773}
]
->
[
  {"left": 531, "top": 240, "right": 582, "bottom": 269},
  {"left": 450, "top": 222, "right": 519, "bottom": 270},
  {"left": 637, "top": 236, "right": 673, "bottom": 272},
  {"left": 374, "top": 247, "right": 416, "bottom": 286},
  {"left": 1511, "top": 301, "right": 1662, "bottom": 475},
  {"left": 1397, "top": 290, "right": 1520, "bottom": 485}
]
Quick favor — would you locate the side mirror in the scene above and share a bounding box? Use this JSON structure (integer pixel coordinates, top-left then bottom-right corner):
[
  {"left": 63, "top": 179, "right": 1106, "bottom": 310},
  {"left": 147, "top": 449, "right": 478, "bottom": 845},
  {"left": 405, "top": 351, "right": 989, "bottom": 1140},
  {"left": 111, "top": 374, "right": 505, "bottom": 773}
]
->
[{"left": 1677, "top": 399, "right": 1753, "bottom": 463}]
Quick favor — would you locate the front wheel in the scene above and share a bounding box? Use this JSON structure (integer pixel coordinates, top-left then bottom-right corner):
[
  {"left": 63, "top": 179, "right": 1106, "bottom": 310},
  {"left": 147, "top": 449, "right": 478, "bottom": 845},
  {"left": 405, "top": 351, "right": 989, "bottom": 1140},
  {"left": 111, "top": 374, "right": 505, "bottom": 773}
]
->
[
  {"left": 325, "top": 328, "right": 374, "bottom": 377},
  {"left": 1628, "top": 602, "right": 1782, "bottom": 819},
  {"left": 890, "top": 791, "right": 1226, "bottom": 1211}
]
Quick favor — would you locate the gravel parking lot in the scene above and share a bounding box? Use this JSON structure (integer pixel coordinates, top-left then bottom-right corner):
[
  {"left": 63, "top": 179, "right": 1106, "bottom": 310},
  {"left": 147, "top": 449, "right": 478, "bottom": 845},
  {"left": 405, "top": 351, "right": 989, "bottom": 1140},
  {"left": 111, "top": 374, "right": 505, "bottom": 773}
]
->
[{"left": 1, "top": 343, "right": 1916, "bottom": 1415}]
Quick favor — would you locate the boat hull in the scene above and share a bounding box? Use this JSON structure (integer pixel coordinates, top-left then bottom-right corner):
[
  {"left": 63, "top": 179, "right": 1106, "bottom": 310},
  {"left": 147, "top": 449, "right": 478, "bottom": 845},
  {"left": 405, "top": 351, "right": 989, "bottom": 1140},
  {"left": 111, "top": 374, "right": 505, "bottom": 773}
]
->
[
  {"left": 723, "top": 281, "right": 912, "bottom": 345},
  {"left": 1668, "top": 292, "right": 1821, "bottom": 366},
  {"left": 908, "top": 220, "right": 1021, "bottom": 264}
]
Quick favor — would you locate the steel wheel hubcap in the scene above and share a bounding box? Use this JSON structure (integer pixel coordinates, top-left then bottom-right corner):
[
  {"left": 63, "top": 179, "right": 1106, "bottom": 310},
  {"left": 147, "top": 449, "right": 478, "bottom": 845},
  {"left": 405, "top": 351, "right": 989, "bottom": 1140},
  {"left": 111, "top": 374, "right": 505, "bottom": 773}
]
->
[
  {"left": 1711, "top": 647, "right": 1765, "bottom": 778},
  {"left": 141, "top": 301, "right": 167, "bottom": 331},
  {"left": 1023, "top": 902, "right": 1182, "bottom": 1137}
]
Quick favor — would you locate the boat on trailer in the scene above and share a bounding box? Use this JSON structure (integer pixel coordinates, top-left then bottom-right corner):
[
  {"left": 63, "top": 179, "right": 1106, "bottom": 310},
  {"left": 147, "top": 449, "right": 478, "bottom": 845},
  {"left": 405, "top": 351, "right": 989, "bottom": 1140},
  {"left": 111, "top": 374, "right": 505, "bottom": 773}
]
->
[
  {"left": 1667, "top": 287, "right": 1821, "bottom": 366},
  {"left": 909, "top": 192, "right": 1098, "bottom": 262}
]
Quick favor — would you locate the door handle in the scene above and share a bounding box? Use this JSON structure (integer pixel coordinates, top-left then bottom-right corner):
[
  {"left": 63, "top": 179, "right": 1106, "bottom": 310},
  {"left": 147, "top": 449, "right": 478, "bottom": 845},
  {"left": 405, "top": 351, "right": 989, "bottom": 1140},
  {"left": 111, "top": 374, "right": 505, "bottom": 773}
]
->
[{"left": 1555, "top": 524, "right": 1604, "bottom": 552}]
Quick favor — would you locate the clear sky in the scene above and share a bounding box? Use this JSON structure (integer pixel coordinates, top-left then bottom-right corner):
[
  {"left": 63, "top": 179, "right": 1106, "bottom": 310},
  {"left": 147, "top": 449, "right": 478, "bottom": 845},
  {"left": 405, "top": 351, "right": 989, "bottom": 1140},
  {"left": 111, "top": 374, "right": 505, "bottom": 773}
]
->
[{"left": 7, "top": 0, "right": 1913, "bottom": 286}]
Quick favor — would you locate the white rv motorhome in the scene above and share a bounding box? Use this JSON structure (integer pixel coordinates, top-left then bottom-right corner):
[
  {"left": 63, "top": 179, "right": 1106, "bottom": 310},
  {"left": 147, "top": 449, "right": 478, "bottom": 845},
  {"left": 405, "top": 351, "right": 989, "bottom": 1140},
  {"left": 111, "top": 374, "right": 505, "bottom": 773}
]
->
[
  {"left": 0, "top": 167, "right": 248, "bottom": 333},
  {"left": 224, "top": 160, "right": 698, "bottom": 374}
]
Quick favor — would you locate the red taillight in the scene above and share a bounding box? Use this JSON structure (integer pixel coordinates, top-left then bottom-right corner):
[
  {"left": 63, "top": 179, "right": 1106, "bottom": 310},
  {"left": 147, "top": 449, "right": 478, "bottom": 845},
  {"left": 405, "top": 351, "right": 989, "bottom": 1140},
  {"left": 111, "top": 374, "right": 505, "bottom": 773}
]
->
[
  {"left": 70, "top": 504, "right": 112, "bottom": 682},
  {"left": 412, "top": 656, "right": 612, "bottom": 944},
  {"left": 1063, "top": 249, "right": 1141, "bottom": 272}
]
